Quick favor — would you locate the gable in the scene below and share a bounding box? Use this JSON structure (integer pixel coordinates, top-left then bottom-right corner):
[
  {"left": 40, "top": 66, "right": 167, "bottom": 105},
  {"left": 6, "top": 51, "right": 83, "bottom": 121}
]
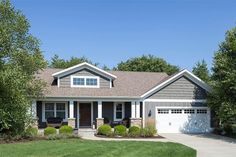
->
[
  {"left": 59, "top": 68, "right": 110, "bottom": 88},
  {"left": 148, "top": 76, "right": 207, "bottom": 99}
]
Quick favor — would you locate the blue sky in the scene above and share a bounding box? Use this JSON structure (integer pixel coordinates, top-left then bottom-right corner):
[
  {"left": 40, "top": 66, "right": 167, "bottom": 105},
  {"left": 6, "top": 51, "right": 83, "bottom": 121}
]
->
[{"left": 12, "top": 0, "right": 236, "bottom": 70}]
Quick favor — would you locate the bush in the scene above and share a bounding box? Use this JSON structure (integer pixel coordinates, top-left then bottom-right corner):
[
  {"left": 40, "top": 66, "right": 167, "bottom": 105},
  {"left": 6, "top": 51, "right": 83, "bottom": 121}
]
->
[
  {"left": 223, "top": 123, "right": 233, "bottom": 135},
  {"left": 46, "top": 134, "right": 78, "bottom": 140},
  {"left": 114, "top": 125, "right": 127, "bottom": 136},
  {"left": 97, "top": 124, "right": 112, "bottom": 136},
  {"left": 128, "top": 126, "right": 141, "bottom": 137},
  {"left": 232, "top": 124, "right": 236, "bottom": 134},
  {"left": 59, "top": 125, "right": 73, "bottom": 134},
  {"left": 141, "top": 125, "right": 157, "bottom": 137},
  {"left": 24, "top": 127, "right": 38, "bottom": 138},
  {"left": 44, "top": 127, "right": 56, "bottom": 136}
]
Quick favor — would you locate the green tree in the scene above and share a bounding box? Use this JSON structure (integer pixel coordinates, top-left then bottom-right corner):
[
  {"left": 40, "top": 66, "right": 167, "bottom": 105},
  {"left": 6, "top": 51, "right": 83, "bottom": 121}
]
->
[
  {"left": 114, "top": 54, "right": 179, "bottom": 75},
  {"left": 192, "top": 60, "right": 210, "bottom": 83},
  {"left": 49, "top": 54, "right": 98, "bottom": 68},
  {"left": 208, "top": 26, "right": 236, "bottom": 127},
  {"left": 0, "top": 0, "right": 46, "bottom": 135}
]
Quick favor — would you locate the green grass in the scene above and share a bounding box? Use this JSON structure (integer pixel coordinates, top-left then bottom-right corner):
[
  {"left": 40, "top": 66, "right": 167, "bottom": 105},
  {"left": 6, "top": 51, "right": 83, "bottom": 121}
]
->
[{"left": 0, "top": 139, "right": 196, "bottom": 157}]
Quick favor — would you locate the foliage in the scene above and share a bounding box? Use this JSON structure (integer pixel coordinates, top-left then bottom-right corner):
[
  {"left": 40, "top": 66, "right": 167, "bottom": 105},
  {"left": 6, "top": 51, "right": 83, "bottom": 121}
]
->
[
  {"left": 49, "top": 54, "right": 98, "bottom": 68},
  {"left": 24, "top": 127, "right": 38, "bottom": 138},
  {"left": 46, "top": 134, "right": 78, "bottom": 140},
  {"left": 97, "top": 124, "right": 112, "bottom": 136},
  {"left": 114, "top": 54, "right": 179, "bottom": 75},
  {"left": 208, "top": 26, "right": 236, "bottom": 126},
  {"left": 141, "top": 125, "right": 157, "bottom": 137},
  {"left": 0, "top": 0, "right": 47, "bottom": 136},
  {"left": 44, "top": 127, "right": 56, "bottom": 136},
  {"left": 114, "top": 125, "right": 127, "bottom": 136},
  {"left": 128, "top": 126, "right": 141, "bottom": 137},
  {"left": 192, "top": 59, "right": 210, "bottom": 83},
  {"left": 59, "top": 125, "right": 73, "bottom": 134}
]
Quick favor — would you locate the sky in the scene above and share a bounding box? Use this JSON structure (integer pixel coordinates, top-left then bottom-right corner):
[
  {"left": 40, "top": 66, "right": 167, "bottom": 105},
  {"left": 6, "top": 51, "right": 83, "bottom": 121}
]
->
[{"left": 11, "top": 0, "right": 236, "bottom": 70}]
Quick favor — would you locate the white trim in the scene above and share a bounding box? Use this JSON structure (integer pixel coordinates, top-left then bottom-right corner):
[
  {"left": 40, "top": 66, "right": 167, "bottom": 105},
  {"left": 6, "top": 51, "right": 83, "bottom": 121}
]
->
[
  {"left": 57, "top": 77, "right": 60, "bottom": 87},
  {"left": 71, "top": 76, "right": 100, "bottom": 88},
  {"left": 113, "top": 102, "right": 125, "bottom": 121},
  {"left": 142, "top": 101, "right": 145, "bottom": 128},
  {"left": 144, "top": 99, "right": 207, "bottom": 103},
  {"left": 69, "top": 101, "right": 74, "bottom": 118},
  {"left": 136, "top": 101, "right": 140, "bottom": 118},
  {"left": 109, "top": 79, "right": 112, "bottom": 88},
  {"left": 42, "top": 101, "right": 68, "bottom": 122},
  {"left": 131, "top": 101, "right": 136, "bottom": 118},
  {"left": 141, "top": 69, "right": 211, "bottom": 98},
  {"left": 31, "top": 100, "right": 37, "bottom": 119},
  {"left": 155, "top": 106, "right": 209, "bottom": 109},
  {"left": 52, "top": 62, "right": 117, "bottom": 79}
]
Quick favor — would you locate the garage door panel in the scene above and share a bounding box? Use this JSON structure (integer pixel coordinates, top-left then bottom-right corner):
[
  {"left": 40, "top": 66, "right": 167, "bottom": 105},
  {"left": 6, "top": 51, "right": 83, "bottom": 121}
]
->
[{"left": 156, "top": 108, "right": 210, "bottom": 133}]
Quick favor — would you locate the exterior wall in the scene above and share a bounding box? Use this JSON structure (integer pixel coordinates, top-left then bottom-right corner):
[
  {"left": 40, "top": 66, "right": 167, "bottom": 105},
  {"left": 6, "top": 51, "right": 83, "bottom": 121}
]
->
[
  {"left": 60, "top": 68, "right": 110, "bottom": 88},
  {"left": 144, "top": 101, "right": 207, "bottom": 122},
  {"left": 93, "top": 102, "right": 98, "bottom": 123},
  {"left": 124, "top": 102, "right": 131, "bottom": 118},
  {"left": 148, "top": 76, "right": 207, "bottom": 99},
  {"left": 102, "top": 102, "right": 114, "bottom": 122}
]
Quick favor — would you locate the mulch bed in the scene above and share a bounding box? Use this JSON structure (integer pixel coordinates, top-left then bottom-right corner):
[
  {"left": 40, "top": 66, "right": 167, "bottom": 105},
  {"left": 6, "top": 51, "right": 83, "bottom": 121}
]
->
[
  {"left": 0, "top": 137, "right": 46, "bottom": 144},
  {"left": 95, "top": 134, "right": 164, "bottom": 139}
]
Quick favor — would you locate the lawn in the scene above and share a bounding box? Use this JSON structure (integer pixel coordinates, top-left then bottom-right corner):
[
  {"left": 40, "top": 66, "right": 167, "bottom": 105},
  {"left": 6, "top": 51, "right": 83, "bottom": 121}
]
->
[{"left": 0, "top": 139, "right": 196, "bottom": 157}]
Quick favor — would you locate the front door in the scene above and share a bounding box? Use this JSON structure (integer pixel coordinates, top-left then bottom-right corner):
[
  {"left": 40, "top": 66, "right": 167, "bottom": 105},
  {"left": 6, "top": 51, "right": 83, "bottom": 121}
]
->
[{"left": 79, "top": 103, "right": 91, "bottom": 127}]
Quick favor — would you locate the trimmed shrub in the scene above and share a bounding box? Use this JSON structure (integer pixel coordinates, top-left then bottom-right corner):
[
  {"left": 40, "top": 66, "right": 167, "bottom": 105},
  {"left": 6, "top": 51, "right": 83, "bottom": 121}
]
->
[
  {"left": 232, "top": 124, "right": 236, "bottom": 134},
  {"left": 97, "top": 124, "right": 112, "bottom": 136},
  {"left": 46, "top": 134, "right": 79, "bottom": 140},
  {"left": 114, "top": 125, "right": 127, "bottom": 136},
  {"left": 44, "top": 127, "right": 56, "bottom": 136},
  {"left": 223, "top": 123, "right": 233, "bottom": 135},
  {"left": 59, "top": 125, "right": 73, "bottom": 134},
  {"left": 128, "top": 126, "right": 141, "bottom": 137},
  {"left": 24, "top": 127, "right": 38, "bottom": 137},
  {"left": 141, "top": 125, "right": 157, "bottom": 137}
]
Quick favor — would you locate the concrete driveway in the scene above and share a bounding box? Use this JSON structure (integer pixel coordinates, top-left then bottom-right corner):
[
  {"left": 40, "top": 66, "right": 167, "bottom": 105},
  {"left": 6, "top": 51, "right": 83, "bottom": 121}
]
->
[{"left": 161, "top": 133, "right": 236, "bottom": 157}]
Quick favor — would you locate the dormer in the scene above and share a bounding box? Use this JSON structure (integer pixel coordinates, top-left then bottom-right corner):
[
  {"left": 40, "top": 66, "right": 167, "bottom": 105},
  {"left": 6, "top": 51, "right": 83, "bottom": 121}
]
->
[{"left": 52, "top": 62, "right": 116, "bottom": 88}]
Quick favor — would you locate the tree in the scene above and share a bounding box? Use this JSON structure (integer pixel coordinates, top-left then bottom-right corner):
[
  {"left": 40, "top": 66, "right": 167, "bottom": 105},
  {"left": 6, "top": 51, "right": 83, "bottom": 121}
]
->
[
  {"left": 114, "top": 54, "right": 179, "bottom": 75},
  {"left": 208, "top": 26, "right": 236, "bottom": 127},
  {"left": 49, "top": 54, "right": 98, "bottom": 68},
  {"left": 192, "top": 60, "right": 210, "bottom": 83},
  {"left": 0, "top": 0, "right": 46, "bottom": 135}
]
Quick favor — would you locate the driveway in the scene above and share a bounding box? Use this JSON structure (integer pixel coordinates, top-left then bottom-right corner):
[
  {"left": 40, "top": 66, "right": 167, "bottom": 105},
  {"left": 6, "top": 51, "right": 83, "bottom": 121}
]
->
[{"left": 161, "top": 133, "right": 236, "bottom": 157}]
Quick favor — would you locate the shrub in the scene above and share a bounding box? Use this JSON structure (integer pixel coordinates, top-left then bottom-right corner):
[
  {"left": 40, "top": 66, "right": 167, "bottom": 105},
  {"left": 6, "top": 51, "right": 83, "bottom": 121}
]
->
[
  {"left": 44, "top": 127, "right": 56, "bottom": 136},
  {"left": 24, "top": 127, "right": 38, "bottom": 137},
  {"left": 59, "top": 125, "right": 73, "bottom": 134},
  {"left": 128, "top": 126, "right": 141, "bottom": 137},
  {"left": 114, "top": 125, "right": 127, "bottom": 136},
  {"left": 141, "top": 125, "right": 157, "bottom": 137},
  {"left": 97, "top": 124, "right": 112, "bottom": 136},
  {"left": 46, "top": 134, "right": 79, "bottom": 140},
  {"left": 223, "top": 123, "right": 233, "bottom": 135},
  {"left": 232, "top": 124, "right": 236, "bottom": 134}
]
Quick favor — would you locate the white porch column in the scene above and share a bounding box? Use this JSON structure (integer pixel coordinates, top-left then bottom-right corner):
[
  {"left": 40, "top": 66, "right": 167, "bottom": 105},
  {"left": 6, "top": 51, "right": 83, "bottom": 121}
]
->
[
  {"left": 68, "top": 101, "right": 75, "bottom": 129},
  {"left": 69, "top": 100, "right": 74, "bottom": 118},
  {"left": 98, "top": 100, "right": 102, "bottom": 118},
  {"left": 136, "top": 101, "right": 140, "bottom": 118},
  {"left": 131, "top": 101, "right": 136, "bottom": 118},
  {"left": 31, "top": 100, "right": 37, "bottom": 119}
]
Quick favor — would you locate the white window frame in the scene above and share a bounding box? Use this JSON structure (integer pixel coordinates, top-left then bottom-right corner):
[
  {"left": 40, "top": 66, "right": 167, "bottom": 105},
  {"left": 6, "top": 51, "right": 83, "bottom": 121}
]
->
[
  {"left": 42, "top": 102, "right": 68, "bottom": 122},
  {"left": 71, "top": 76, "right": 100, "bottom": 88},
  {"left": 113, "top": 102, "right": 125, "bottom": 121}
]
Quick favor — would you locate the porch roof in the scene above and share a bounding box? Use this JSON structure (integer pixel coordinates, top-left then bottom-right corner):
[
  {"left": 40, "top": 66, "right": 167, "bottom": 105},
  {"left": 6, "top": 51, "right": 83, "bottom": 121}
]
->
[{"left": 37, "top": 68, "right": 168, "bottom": 98}]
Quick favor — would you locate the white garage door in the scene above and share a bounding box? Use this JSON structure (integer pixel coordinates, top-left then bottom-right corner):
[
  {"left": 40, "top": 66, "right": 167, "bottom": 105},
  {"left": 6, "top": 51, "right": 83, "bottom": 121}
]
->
[{"left": 156, "top": 107, "right": 211, "bottom": 133}]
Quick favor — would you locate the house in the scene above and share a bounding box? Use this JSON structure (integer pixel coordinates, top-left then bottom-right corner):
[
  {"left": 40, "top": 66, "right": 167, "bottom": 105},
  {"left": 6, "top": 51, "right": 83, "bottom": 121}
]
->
[{"left": 31, "top": 62, "right": 212, "bottom": 133}]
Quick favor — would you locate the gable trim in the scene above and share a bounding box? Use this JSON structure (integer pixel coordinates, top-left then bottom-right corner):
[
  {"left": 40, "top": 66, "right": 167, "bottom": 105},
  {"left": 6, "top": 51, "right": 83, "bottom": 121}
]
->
[
  {"left": 141, "top": 69, "right": 211, "bottom": 99},
  {"left": 52, "top": 62, "right": 117, "bottom": 79}
]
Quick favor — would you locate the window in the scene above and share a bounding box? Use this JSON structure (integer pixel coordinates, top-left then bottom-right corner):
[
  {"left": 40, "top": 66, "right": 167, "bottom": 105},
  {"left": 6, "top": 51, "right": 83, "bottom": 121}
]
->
[
  {"left": 184, "top": 109, "right": 195, "bottom": 114},
  {"left": 43, "top": 102, "right": 67, "bottom": 121},
  {"left": 158, "top": 109, "right": 169, "bottom": 114},
  {"left": 197, "top": 109, "right": 207, "bottom": 114},
  {"left": 114, "top": 103, "right": 124, "bottom": 121},
  {"left": 73, "top": 78, "right": 84, "bottom": 85},
  {"left": 171, "top": 109, "right": 182, "bottom": 114},
  {"left": 71, "top": 76, "right": 99, "bottom": 88}
]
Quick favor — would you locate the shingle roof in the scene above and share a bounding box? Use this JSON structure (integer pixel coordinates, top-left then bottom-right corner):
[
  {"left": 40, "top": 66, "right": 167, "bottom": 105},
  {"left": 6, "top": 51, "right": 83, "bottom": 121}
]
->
[{"left": 37, "top": 68, "right": 168, "bottom": 98}]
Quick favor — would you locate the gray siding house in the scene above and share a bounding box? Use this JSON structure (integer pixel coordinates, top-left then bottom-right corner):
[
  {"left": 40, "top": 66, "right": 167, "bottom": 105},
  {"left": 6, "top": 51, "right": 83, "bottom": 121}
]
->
[{"left": 32, "top": 62, "right": 212, "bottom": 133}]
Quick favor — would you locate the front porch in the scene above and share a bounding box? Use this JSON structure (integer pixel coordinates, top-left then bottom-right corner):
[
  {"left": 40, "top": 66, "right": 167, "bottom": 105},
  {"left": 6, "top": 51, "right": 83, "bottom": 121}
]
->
[{"left": 34, "top": 100, "right": 143, "bottom": 129}]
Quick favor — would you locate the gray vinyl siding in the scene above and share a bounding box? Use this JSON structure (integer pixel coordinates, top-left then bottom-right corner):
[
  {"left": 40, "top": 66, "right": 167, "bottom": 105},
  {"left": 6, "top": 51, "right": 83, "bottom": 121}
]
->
[
  {"left": 59, "top": 68, "right": 110, "bottom": 88},
  {"left": 144, "top": 101, "right": 207, "bottom": 121},
  {"left": 148, "top": 76, "right": 207, "bottom": 99}
]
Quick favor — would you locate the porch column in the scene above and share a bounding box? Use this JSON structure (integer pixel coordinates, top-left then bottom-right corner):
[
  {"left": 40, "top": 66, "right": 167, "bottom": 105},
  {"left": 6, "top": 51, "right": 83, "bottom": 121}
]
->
[
  {"left": 68, "top": 100, "right": 75, "bottom": 129},
  {"left": 135, "top": 101, "right": 140, "bottom": 118},
  {"left": 96, "top": 100, "right": 104, "bottom": 129},
  {"left": 131, "top": 101, "right": 136, "bottom": 118},
  {"left": 31, "top": 100, "right": 38, "bottom": 128},
  {"left": 130, "top": 101, "right": 142, "bottom": 128}
]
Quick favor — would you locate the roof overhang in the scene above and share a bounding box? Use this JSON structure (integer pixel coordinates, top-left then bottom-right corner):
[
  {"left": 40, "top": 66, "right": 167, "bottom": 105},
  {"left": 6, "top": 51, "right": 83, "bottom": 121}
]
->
[
  {"left": 52, "top": 62, "right": 117, "bottom": 79},
  {"left": 141, "top": 69, "right": 212, "bottom": 99}
]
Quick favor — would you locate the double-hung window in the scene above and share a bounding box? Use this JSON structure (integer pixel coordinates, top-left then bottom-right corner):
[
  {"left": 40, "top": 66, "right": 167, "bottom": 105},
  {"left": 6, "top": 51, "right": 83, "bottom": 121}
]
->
[
  {"left": 71, "top": 76, "right": 99, "bottom": 88},
  {"left": 43, "top": 102, "right": 67, "bottom": 121},
  {"left": 114, "top": 103, "right": 124, "bottom": 121}
]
